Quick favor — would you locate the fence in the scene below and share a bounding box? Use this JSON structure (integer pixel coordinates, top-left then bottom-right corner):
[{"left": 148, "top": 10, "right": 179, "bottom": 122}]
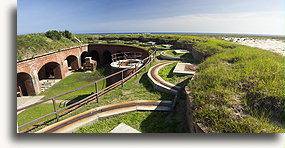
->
[{"left": 17, "top": 50, "right": 158, "bottom": 131}]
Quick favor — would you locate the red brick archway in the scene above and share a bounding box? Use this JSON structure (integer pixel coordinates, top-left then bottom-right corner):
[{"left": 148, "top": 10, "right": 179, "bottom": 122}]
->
[
  {"left": 88, "top": 44, "right": 149, "bottom": 66},
  {"left": 17, "top": 72, "right": 36, "bottom": 96},
  {"left": 80, "top": 51, "right": 90, "bottom": 66},
  {"left": 103, "top": 50, "right": 112, "bottom": 65},
  {"left": 38, "top": 62, "right": 62, "bottom": 80},
  {"left": 16, "top": 44, "right": 149, "bottom": 96},
  {"left": 65, "top": 55, "right": 79, "bottom": 71}
]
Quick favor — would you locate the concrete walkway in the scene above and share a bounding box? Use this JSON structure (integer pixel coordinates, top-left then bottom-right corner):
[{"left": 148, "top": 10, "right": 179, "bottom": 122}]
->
[
  {"left": 17, "top": 95, "right": 69, "bottom": 115},
  {"left": 17, "top": 96, "right": 45, "bottom": 109},
  {"left": 159, "top": 51, "right": 185, "bottom": 61},
  {"left": 36, "top": 100, "right": 172, "bottom": 133},
  {"left": 147, "top": 62, "right": 181, "bottom": 95}
]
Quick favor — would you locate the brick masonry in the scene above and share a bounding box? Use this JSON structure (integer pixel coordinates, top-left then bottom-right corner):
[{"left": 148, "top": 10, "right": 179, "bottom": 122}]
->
[{"left": 17, "top": 44, "right": 150, "bottom": 96}]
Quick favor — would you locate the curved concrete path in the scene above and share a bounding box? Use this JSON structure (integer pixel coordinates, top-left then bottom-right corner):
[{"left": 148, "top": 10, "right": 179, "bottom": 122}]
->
[
  {"left": 147, "top": 62, "right": 181, "bottom": 95},
  {"left": 36, "top": 100, "right": 172, "bottom": 133},
  {"left": 159, "top": 51, "right": 186, "bottom": 61}
]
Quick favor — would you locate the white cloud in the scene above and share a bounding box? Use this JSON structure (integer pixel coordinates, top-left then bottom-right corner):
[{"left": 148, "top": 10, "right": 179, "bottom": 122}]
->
[{"left": 84, "top": 11, "right": 283, "bottom": 35}]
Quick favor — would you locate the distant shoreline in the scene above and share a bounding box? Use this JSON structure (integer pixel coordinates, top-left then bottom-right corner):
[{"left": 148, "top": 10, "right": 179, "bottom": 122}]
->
[{"left": 79, "top": 32, "right": 284, "bottom": 37}]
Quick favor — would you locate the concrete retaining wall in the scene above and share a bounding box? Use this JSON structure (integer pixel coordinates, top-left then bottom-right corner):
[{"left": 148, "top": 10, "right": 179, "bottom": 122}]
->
[
  {"left": 100, "top": 37, "right": 208, "bottom": 62},
  {"left": 184, "top": 85, "right": 210, "bottom": 133}
]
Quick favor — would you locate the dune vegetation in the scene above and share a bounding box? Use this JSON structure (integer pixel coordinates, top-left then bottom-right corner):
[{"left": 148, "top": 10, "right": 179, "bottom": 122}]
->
[
  {"left": 189, "top": 46, "right": 284, "bottom": 133},
  {"left": 17, "top": 31, "right": 84, "bottom": 61}
]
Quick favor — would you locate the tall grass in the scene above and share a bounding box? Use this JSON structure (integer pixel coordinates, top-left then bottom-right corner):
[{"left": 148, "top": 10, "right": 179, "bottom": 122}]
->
[
  {"left": 188, "top": 45, "right": 284, "bottom": 133},
  {"left": 17, "top": 33, "right": 83, "bottom": 60}
]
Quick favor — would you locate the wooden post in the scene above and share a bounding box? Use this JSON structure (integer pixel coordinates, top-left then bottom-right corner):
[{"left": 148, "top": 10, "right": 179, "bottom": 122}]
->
[
  {"left": 121, "top": 71, "right": 124, "bottom": 87},
  {"left": 95, "top": 82, "right": 99, "bottom": 103},
  {"left": 135, "top": 64, "right": 137, "bottom": 77},
  {"left": 52, "top": 99, "right": 60, "bottom": 122}
]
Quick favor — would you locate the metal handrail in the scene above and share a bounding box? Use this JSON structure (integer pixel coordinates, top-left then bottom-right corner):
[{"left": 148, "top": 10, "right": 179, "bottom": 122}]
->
[{"left": 17, "top": 50, "right": 156, "bottom": 131}]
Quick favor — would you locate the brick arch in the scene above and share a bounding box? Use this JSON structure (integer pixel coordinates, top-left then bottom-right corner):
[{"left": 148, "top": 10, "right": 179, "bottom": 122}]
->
[
  {"left": 90, "top": 50, "right": 100, "bottom": 64},
  {"left": 88, "top": 44, "right": 150, "bottom": 66},
  {"left": 17, "top": 72, "right": 36, "bottom": 96},
  {"left": 38, "top": 61, "right": 62, "bottom": 80},
  {"left": 80, "top": 51, "right": 90, "bottom": 66},
  {"left": 17, "top": 45, "right": 88, "bottom": 95},
  {"left": 65, "top": 55, "right": 79, "bottom": 71},
  {"left": 103, "top": 50, "right": 112, "bottom": 65}
]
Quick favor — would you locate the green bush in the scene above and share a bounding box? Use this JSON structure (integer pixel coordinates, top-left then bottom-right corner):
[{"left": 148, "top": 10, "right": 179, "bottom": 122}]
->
[
  {"left": 61, "top": 30, "right": 73, "bottom": 39},
  {"left": 45, "top": 30, "right": 62, "bottom": 40}
]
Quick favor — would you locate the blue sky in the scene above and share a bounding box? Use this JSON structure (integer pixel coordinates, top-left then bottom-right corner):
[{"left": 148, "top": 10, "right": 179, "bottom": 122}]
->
[{"left": 17, "top": 0, "right": 283, "bottom": 35}]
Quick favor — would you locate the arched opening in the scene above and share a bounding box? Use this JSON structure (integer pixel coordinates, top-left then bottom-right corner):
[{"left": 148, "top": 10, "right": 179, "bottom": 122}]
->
[
  {"left": 91, "top": 50, "right": 100, "bottom": 63},
  {"left": 65, "top": 55, "right": 79, "bottom": 71},
  {"left": 17, "top": 72, "right": 36, "bottom": 96},
  {"left": 103, "top": 50, "right": 112, "bottom": 65},
  {"left": 80, "top": 51, "right": 90, "bottom": 66},
  {"left": 38, "top": 62, "right": 62, "bottom": 80}
]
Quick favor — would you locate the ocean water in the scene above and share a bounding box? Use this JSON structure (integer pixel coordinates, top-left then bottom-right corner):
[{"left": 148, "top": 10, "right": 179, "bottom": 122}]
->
[{"left": 79, "top": 32, "right": 284, "bottom": 37}]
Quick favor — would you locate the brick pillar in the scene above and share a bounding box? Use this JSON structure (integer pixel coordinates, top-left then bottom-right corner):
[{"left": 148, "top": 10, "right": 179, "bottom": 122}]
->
[
  {"left": 31, "top": 70, "right": 41, "bottom": 95},
  {"left": 25, "top": 78, "right": 36, "bottom": 96},
  {"left": 99, "top": 51, "right": 104, "bottom": 66},
  {"left": 54, "top": 64, "right": 63, "bottom": 79},
  {"left": 70, "top": 59, "right": 79, "bottom": 70}
]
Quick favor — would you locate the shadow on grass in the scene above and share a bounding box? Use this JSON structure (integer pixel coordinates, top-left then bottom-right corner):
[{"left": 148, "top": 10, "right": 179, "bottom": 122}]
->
[
  {"left": 66, "top": 94, "right": 92, "bottom": 106},
  {"left": 139, "top": 111, "right": 182, "bottom": 133},
  {"left": 139, "top": 73, "right": 173, "bottom": 100},
  {"left": 20, "top": 93, "right": 96, "bottom": 133},
  {"left": 139, "top": 77, "right": 190, "bottom": 133},
  {"left": 139, "top": 89, "right": 189, "bottom": 133}
]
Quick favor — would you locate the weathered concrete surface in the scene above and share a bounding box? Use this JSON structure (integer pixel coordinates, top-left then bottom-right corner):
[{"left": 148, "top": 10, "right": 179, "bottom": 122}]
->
[
  {"left": 110, "top": 123, "right": 141, "bottom": 133},
  {"left": 17, "top": 96, "right": 45, "bottom": 109},
  {"left": 159, "top": 51, "right": 184, "bottom": 61},
  {"left": 147, "top": 62, "right": 181, "bottom": 95},
  {"left": 174, "top": 50, "right": 190, "bottom": 54},
  {"left": 35, "top": 100, "right": 172, "bottom": 133},
  {"left": 173, "top": 63, "right": 196, "bottom": 75}
]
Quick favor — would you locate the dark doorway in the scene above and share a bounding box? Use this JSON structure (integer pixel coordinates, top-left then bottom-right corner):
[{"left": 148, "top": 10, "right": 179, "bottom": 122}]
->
[
  {"left": 91, "top": 50, "right": 100, "bottom": 64},
  {"left": 80, "top": 51, "right": 90, "bottom": 66},
  {"left": 65, "top": 55, "right": 79, "bottom": 71},
  {"left": 38, "top": 62, "right": 62, "bottom": 80},
  {"left": 17, "top": 72, "right": 36, "bottom": 96},
  {"left": 103, "top": 50, "right": 112, "bottom": 65}
]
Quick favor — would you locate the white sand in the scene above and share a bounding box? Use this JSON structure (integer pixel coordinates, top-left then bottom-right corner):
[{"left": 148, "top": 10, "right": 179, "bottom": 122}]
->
[{"left": 222, "top": 37, "right": 284, "bottom": 56}]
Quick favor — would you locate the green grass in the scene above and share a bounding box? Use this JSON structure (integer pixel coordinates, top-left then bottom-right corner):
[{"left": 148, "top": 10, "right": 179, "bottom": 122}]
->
[
  {"left": 188, "top": 45, "right": 284, "bottom": 133},
  {"left": 17, "top": 33, "right": 83, "bottom": 60},
  {"left": 73, "top": 111, "right": 182, "bottom": 133},
  {"left": 17, "top": 33, "right": 284, "bottom": 133},
  {"left": 95, "top": 34, "right": 237, "bottom": 55},
  {"left": 17, "top": 103, "right": 66, "bottom": 131},
  {"left": 158, "top": 62, "right": 192, "bottom": 86},
  {"left": 17, "top": 33, "right": 237, "bottom": 61},
  {"left": 39, "top": 68, "right": 107, "bottom": 101},
  {"left": 20, "top": 57, "right": 176, "bottom": 133}
]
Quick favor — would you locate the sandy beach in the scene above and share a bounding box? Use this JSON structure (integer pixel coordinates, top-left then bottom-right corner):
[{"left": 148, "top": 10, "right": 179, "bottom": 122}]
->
[{"left": 222, "top": 37, "right": 284, "bottom": 56}]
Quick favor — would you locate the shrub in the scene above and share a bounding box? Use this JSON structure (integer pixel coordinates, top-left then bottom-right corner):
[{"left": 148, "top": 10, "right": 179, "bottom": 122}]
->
[
  {"left": 61, "top": 30, "right": 73, "bottom": 39},
  {"left": 45, "top": 30, "right": 62, "bottom": 40}
]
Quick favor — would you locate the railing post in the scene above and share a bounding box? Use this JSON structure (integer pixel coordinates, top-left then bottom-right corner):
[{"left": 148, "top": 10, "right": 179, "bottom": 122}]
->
[
  {"left": 17, "top": 121, "right": 18, "bottom": 133},
  {"left": 150, "top": 56, "right": 152, "bottom": 67},
  {"left": 121, "top": 71, "right": 124, "bottom": 87},
  {"left": 95, "top": 82, "right": 99, "bottom": 103},
  {"left": 135, "top": 64, "right": 137, "bottom": 77},
  {"left": 52, "top": 99, "right": 60, "bottom": 122}
]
